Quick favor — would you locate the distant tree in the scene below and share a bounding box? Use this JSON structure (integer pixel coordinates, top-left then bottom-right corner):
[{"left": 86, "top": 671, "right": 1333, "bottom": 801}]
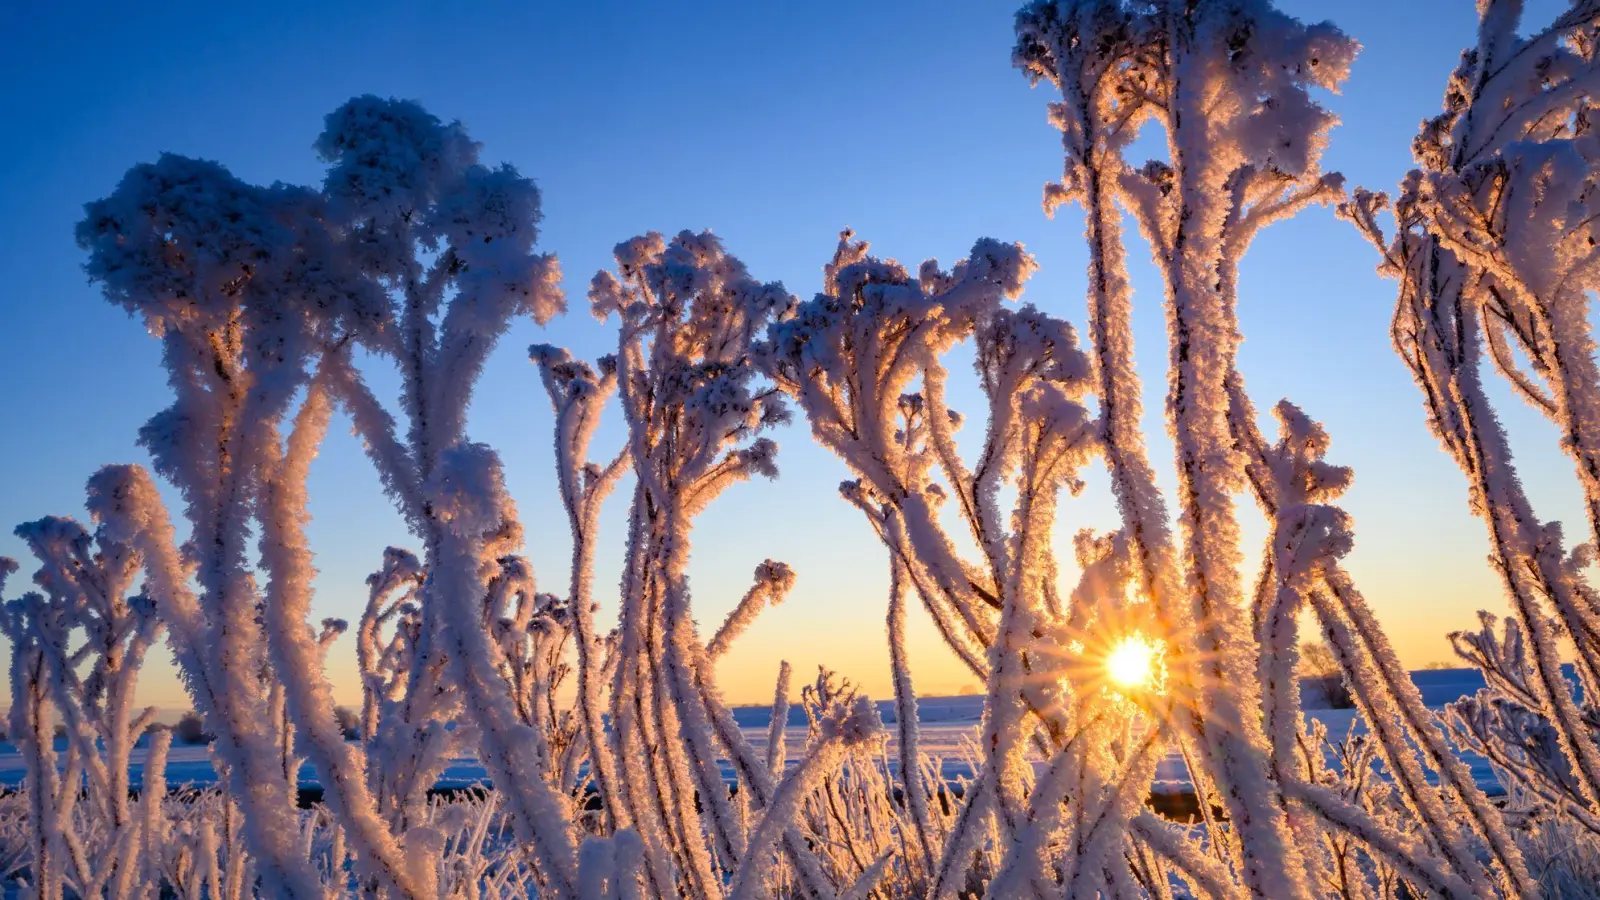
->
[
  {"left": 333, "top": 706, "right": 360, "bottom": 742},
  {"left": 1421, "top": 661, "right": 1455, "bottom": 671},
  {"left": 1300, "top": 641, "right": 1354, "bottom": 709},
  {"left": 172, "top": 712, "right": 212, "bottom": 746}
]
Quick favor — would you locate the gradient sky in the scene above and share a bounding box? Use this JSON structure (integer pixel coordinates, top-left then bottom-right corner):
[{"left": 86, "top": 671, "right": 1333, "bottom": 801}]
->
[{"left": 0, "top": 0, "right": 1587, "bottom": 708}]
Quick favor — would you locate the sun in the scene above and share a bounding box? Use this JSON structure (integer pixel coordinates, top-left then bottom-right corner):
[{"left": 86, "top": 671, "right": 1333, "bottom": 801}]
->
[{"left": 1105, "top": 635, "right": 1160, "bottom": 691}]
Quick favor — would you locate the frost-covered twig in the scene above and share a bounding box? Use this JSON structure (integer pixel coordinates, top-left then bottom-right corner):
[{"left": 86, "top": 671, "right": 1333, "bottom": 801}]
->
[{"left": 1349, "top": 0, "right": 1600, "bottom": 842}]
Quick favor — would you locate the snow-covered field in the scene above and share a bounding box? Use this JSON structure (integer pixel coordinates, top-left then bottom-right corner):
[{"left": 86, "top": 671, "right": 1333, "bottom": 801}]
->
[{"left": 0, "top": 669, "right": 1500, "bottom": 801}]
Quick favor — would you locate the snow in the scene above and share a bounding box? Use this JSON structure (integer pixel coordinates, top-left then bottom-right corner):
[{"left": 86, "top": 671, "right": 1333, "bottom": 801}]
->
[{"left": 0, "top": 672, "right": 1502, "bottom": 798}]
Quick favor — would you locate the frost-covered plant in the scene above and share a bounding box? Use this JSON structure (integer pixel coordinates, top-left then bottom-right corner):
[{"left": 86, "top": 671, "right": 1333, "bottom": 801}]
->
[
  {"left": 73, "top": 145, "right": 427, "bottom": 898},
  {"left": 1449, "top": 612, "right": 1600, "bottom": 831},
  {"left": 0, "top": 781, "right": 559, "bottom": 900},
  {"left": 583, "top": 228, "right": 878, "bottom": 900},
  {"left": 726, "top": 669, "right": 890, "bottom": 900},
  {"left": 302, "top": 95, "right": 606, "bottom": 895},
  {"left": 1011, "top": 8, "right": 1364, "bottom": 896},
  {"left": 13, "top": 1, "right": 1600, "bottom": 896},
  {"left": 769, "top": 668, "right": 951, "bottom": 900},
  {"left": 759, "top": 0, "right": 1528, "bottom": 896},
  {"left": 310, "top": 97, "right": 568, "bottom": 853},
  {"left": 357, "top": 547, "right": 424, "bottom": 748},
  {"left": 756, "top": 229, "right": 1122, "bottom": 897},
  {"left": 0, "top": 793, "right": 31, "bottom": 890},
  {"left": 1344, "top": 0, "right": 1600, "bottom": 851},
  {"left": 0, "top": 516, "right": 164, "bottom": 900},
  {"left": 528, "top": 344, "right": 628, "bottom": 835}
]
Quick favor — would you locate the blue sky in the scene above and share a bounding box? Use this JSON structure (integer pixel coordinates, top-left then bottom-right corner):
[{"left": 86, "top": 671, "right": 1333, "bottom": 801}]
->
[{"left": 0, "top": 0, "right": 1584, "bottom": 705}]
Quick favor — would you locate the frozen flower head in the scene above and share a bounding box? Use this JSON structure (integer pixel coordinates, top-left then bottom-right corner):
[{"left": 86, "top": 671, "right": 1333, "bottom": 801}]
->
[
  {"left": 973, "top": 238, "right": 1037, "bottom": 297},
  {"left": 78, "top": 155, "right": 286, "bottom": 332},
  {"left": 613, "top": 232, "right": 667, "bottom": 276},
  {"left": 83, "top": 465, "right": 165, "bottom": 550},
  {"left": 587, "top": 270, "right": 631, "bottom": 322},
  {"left": 433, "top": 803, "right": 470, "bottom": 837},
  {"left": 764, "top": 234, "right": 1038, "bottom": 400},
  {"left": 832, "top": 257, "right": 918, "bottom": 315},
  {"left": 753, "top": 559, "right": 795, "bottom": 594},
  {"left": 1206, "top": 4, "right": 1357, "bottom": 177},
  {"left": 1269, "top": 401, "right": 1351, "bottom": 503},
  {"left": 13, "top": 516, "right": 92, "bottom": 568},
  {"left": 1015, "top": 0, "right": 1159, "bottom": 194},
  {"left": 316, "top": 96, "right": 564, "bottom": 332},
  {"left": 652, "top": 230, "right": 725, "bottom": 303},
  {"left": 1251, "top": 399, "right": 1357, "bottom": 554},
  {"left": 592, "top": 229, "right": 793, "bottom": 483},
  {"left": 733, "top": 437, "right": 780, "bottom": 480},
  {"left": 425, "top": 442, "right": 515, "bottom": 539},
  {"left": 316, "top": 95, "right": 479, "bottom": 227},
  {"left": 598, "top": 229, "right": 794, "bottom": 362},
  {"left": 820, "top": 695, "right": 885, "bottom": 749},
  {"left": 428, "top": 163, "right": 544, "bottom": 264},
  {"left": 979, "top": 304, "right": 1091, "bottom": 394},
  {"left": 529, "top": 343, "right": 604, "bottom": 399},
  {"left": 366, "top": 546, "right": 424, "bottom": 601},
  {"left": 1017, "top": 1, "right": 1356, "bottom": 181},
  {"left": 1012, "top": 0, "right": 1133, "bottom": 90},
  {"left": 78, "top": 154, "right": 387, "bottom": 360}
]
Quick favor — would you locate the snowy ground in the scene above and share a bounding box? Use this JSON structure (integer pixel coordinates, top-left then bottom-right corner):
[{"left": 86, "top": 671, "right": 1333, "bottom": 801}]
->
[{"left": 0, "top": 669, "right": 1500, "bottom": 799}]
